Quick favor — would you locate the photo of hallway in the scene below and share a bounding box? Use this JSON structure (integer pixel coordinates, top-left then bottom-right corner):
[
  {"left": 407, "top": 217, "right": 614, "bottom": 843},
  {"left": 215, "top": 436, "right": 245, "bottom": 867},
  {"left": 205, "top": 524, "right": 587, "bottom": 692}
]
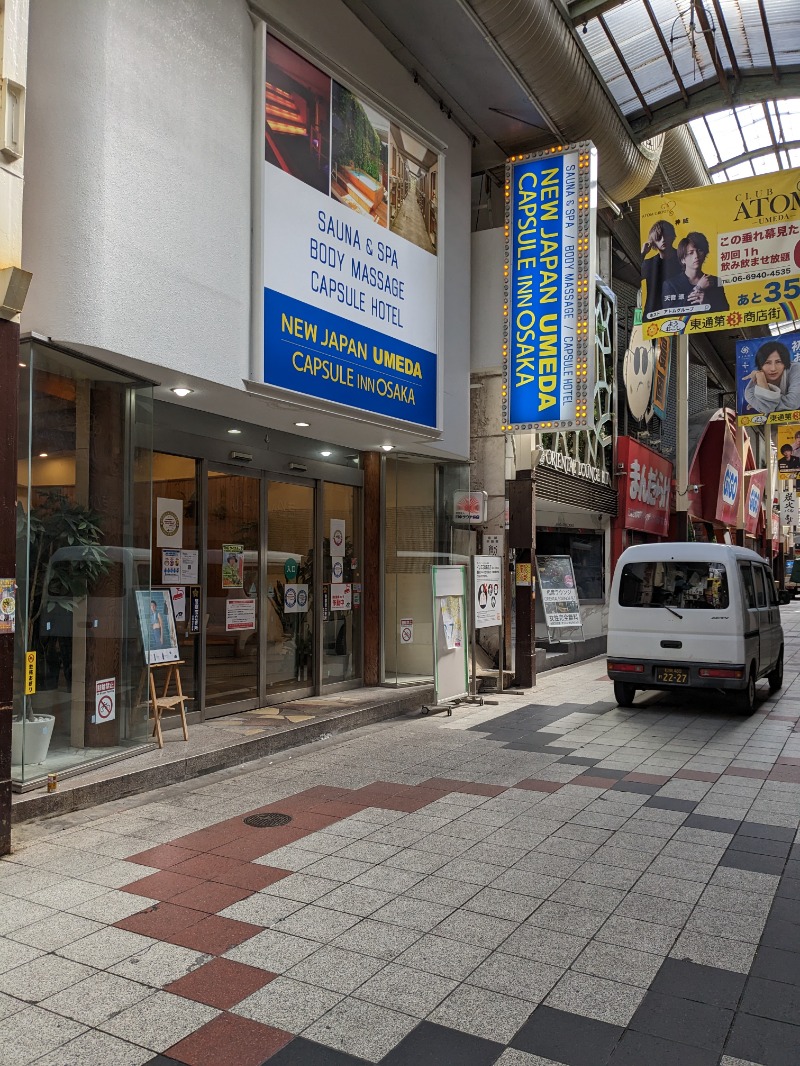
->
[{"left": 389, "top": 124, "right": 438, "bottom": 255}]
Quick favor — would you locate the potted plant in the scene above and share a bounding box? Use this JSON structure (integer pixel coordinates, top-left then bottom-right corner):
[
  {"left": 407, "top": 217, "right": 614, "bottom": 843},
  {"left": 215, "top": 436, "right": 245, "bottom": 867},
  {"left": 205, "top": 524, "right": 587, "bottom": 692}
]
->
[{"left": 12, "top": 491, "right": 109, "bottom": 766}]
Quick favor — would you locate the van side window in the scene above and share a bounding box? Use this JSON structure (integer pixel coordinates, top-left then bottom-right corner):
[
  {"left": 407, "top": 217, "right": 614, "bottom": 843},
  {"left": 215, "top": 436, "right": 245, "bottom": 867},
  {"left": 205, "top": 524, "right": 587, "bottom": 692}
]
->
[
  {"left": 739, "top": 564, "right": 756, "bottom": 609},
  {"left": 761, "top": 567, "right": 778, "bottom": 606},
  {"left": 753, "top": 566, "right": 767, "bottom": 608}
]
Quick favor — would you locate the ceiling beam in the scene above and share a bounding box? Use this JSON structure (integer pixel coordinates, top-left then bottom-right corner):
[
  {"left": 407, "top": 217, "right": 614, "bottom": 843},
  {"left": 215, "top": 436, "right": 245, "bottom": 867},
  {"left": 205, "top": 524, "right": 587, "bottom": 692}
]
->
[
  {"left": 567, "top": 0, "right": 628, "bottom": 26},
  {"left": 708, "top": 140, "right": 800, "bottom": 175},
  {"left": 629, "top": 70, "right": 800, "bottom": 139}
]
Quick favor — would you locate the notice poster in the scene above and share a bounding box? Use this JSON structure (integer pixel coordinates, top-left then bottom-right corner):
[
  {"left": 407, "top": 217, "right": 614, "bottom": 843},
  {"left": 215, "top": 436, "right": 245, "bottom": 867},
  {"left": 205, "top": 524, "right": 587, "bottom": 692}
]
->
[
  {"left": 330, "top": 583, "right": 352, "bottom": 611},
  {"left": 180, "top": 549, "right": 199, "bottom": 583},
  {"left": 222, "top": 545, "right": 244, "bottom": 588},
  {"left": 400, "top": 618, "right": 413, "bottom": 644},
  {"left": 536, "top": 555, "right": 582, "bottom": 630},
  {"left": 226, "top": 598, "right": 256, "bottom": 631},
  {"left": 162, "top": 549, "right": 181, "bottom": 584},
  {"left": 135, "top": 588, "right": 180, "bottom": 665},
  {"left": 330, "top": 519, "right": 346, "bottom": 557},
  {"left": 440, "top": 596, "right": 464, "bottom": 650},
  {"left": 0, "top": 579, "right": 15, "bottom": 634},
  {"left": 156, "top": 498, "right": 183, "bottom": 549},
  {"left": 189, "top": 586, "right": 202, "bottom": 634},
  {"left": 332, "top": 558, "right": 344, "bottom": 582},
  {"left": 474, "top": 556, "right": 502, "bottom": 629},
  {"left": 93, "top": 678, "right": 116, "bottom": 725}
]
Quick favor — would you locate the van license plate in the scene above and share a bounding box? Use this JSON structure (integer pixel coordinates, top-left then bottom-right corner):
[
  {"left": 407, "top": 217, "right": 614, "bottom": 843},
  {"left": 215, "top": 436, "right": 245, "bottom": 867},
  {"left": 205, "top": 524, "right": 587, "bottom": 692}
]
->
[{"left": 656, "top": 666, "right": 688, "bottom": 684}]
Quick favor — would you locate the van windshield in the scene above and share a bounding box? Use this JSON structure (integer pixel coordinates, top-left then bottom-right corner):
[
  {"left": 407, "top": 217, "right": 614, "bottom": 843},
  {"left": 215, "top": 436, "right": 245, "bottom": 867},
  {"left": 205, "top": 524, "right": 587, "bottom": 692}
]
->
[{"left": 619, "top": 561, "right": 729, "bottom": 610}]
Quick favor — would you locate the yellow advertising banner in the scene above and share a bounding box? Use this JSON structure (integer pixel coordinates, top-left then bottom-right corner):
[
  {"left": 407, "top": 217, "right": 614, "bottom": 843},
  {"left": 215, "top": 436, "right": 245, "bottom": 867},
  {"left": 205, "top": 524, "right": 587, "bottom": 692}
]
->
[
  {"left": 777, "top": 424, "right": 800, "bottom": 480},
  {"left": 640, "top": 169, "right": 800, "bottom": 338}
]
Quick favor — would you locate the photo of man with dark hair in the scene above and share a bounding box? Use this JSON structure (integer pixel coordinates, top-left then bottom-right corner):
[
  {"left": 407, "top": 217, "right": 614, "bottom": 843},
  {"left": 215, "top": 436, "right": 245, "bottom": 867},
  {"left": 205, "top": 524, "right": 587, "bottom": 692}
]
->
[
  {"left": 640, "top": 219, "right": 682, "bottom": 319},
  {"left": 661, "top": 231, "right": 729, "bottom": 313},
  {"left": 744, "top": 340, "right": 800, "bottom": 415}
]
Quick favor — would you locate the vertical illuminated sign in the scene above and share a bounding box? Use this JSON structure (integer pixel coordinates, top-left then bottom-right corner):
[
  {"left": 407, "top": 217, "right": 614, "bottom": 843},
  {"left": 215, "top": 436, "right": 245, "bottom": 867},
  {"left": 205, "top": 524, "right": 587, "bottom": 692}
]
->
[{"left": 503, "top": 143, "right": 597, "bottom": 432}]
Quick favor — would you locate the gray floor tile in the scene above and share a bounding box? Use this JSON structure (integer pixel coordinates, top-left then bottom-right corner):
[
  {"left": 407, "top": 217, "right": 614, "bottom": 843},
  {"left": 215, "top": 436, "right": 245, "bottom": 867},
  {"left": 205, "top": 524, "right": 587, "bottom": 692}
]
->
[
  {"left": 100, "top": 989, "right": 218, "bottom": 1052},
  {"left": 545, "top": 970, "right": 645, "bottom": 1026},
  {"left": 31, "top": 1029, "right": 154, "bottom": 1066},
  {"left": 66, "top": 890, "right": 158, "bottom": 924},
  {"left": 224, "top": 928, "right": 323, "bottom": 972},
  {"left": 595, "top": 914, "right": 677, "bottom": 954},
  {"left": 489, "top": 868, "right": 564, "bottom": 899},
  {"left": 0, "top": 937, "right": 44, "bottom": 976},
  {"left": 40, "top": 972, "right": 154, "bottom": 1026},
  {"left": 315, "top": 883, "right": 397, "bottom": 917},
  {"left": 684, "top": 904, "right": 767, "bottom": 943},
  {"left": 468, "top": 951, "right": 563, "bottom": 1003},
  {"left": 633, "top": 872, "right": 706, "bottom": 904},
  {"left": 0, "top": 955, "right": 96, "bottom": 1003},
  {"left": 263, "top": 873, "right": 342, "bottom": 903},
  {"left": 54, "top": 927, "right": 154, "bottom": 970},
  {"left": 699, "top": 884, "right": 774, "bottom": 919},
  {"left": 548, "top": 879, "right": 626, "bottom": 913},
  {"left": 0, "top": 898, "right": 57, "bottom": 937},
  {"left": 331, "top": 918, "right": 422, "bottom": 961},
  {"left": 613, "top": 891, "right": 693, "bottom": 928},
  {"left": 382, "top": 848, "right": 449, "bottom": 875},
  {"left": 370, "top": 896, "right": 455, "bottom": 932},
  {"left": 233, "top": 975, "right": 342, "bottom": 1033},
  {"left": 669, "top": 929, "right": 758, "bottom": 973},
  {"left": 352, "top": 865, "right": 426, "bottom": 892},
  {"left": 303, "top": 996, "right": 418, "bottom": 1063},
  {"left": 0, "top": 991, "right": 26, "bottom": 1022},
  {"left": 463, "top": 887, "right": 541, "bottom": 922},
  {"left": 354, "top": 962, "right": 457, "bottom": 1017},
  {"left": 285, "top": 944, "right": 386, "bottom": 994},
  {"left": 433, "top": 908, "right": 518, "bottom": 949},
  {"left": 429, "top": 982, "right": 535, "bottom": 1043},
  {"left": 503, "top": 924, "right": 588, "bottom": 968},
  {"left": 0, "top": 1004, "right": 87, "bottom": 1066},
  {"left": 571, "top": 940, "right": 664, "bottom": 987},
  {"left": 109, "top": 940, "right": 209, "bottom": 987},
  {"left": 403, "top": 874, "right": 481, "bottom": 907},
  {"left": 269, "top": 904, "right": 361, "bottom": 944},
  {"left": 394, "top": 932, "right": 490, "bottom": 980},
  {"left": 218, "top": 893, "right": 303, "bottom": 926},
  {"left": 524, "top": 901, "right": 608, "bottom": 937}
]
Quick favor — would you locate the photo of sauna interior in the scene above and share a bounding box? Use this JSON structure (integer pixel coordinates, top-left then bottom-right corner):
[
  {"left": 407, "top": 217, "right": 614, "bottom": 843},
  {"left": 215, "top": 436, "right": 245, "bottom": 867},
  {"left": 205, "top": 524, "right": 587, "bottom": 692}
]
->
[
  {"left": 265, "top": 35, "right": 331, "bottom": 195},
  {"left": 389, "top": 125, "right": 438, "bottom": 255},
  {"left": 330, "top": 81, "right": 388, "bottom": 226}
]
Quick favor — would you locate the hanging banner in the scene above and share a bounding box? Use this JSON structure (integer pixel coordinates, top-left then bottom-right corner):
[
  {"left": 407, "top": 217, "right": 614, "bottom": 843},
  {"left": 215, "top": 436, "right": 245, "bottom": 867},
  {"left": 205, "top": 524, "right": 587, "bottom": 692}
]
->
[
  {"left": 651, "top": 338, "right": 671, "bottom": 421},
  {"left": 262, "top": 35, "right": 438, "bottom": 431},
  {"left": 737, "top": 330, "right": 800, "bottom": 426},
  {"left": 780, "top": 483, "right": 798, "bottom": 529},
  {"left": 616, "top": 436, "right": 672, "bottom": 537},
  {"left": 503, "top": 142, "right": 598, "bottom": 432},
  {"left": 744, "top": 470, "right": 767, "bottom": 536},
  {"left": 777, "top": 423, "right": 800, "bottom": 479},
  {"left": 640, "top": 168, "right": 800, "bottom": 338},
  {"left": 474, "top": 555, "right": 502, "bottom": 628}
]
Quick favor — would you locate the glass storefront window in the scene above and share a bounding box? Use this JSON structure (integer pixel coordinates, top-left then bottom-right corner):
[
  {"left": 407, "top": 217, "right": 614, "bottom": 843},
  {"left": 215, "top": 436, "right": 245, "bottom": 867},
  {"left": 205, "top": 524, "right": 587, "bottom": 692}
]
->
[
  {"left": 14, "top": 340, "right": 153, "bottom": 786},
  {"left": 322, "top": 482, "right": 362, "bottom": 685}
]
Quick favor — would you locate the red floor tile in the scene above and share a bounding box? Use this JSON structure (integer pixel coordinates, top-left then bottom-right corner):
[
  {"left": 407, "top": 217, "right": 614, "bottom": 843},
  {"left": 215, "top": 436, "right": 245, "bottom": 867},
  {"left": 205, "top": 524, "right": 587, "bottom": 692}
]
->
[
  {"left": 122, "top": 869, "right": 205, "bottom": 900},
  {"left": 724, "top": 766, "right": 769, "bottom": 779},
  {"left": 674, "top": 769, "right": 720, "bottom": 782},
  {"left": 571, "top": 775, "right": 613, "bottom": 789},
  {"left": 211, "top": 828, "right": 308, "bottom": 861},
  {"left": 275, "top": 810, "right": 340, "bottom": 831},
  {"left": 515, "top": 779, "right": 564, "bottom": 793},
  {"left": 769, "top": 766, "right": 800, "bottom": 783},
  {"left": 115, "top": 901, "right": 207, "bottom": 938},
  {"left": 127, "top": 844, "right": 201, "bottom": 869},
  {"left": 777, "top": 757, "right": 800, "bottom": 767},
  {"left": 171, "top": 824, "right": 251, "bottom": 852},
  {"left": 307, "top": 800, "right": 368, "bottom": 818},
  {"left": 623, "top": 773, "right": 672, "bottom": 785},
  {"left": 170, "top": 854, "right": 289, "bottom": 891},
  {"left": 168, "top": 880, "right": 255, "bottom": 914},
  {"left": 768, "top": 714, "right": 799, "bottom": 722},
  {"left": 166, "top": 957, "right": 276, "bottom": 1009},
  {"left": 164, "top": 913, "right": 264, "bottom": 954},
  {"left": 166, "top": 1012, "right": 293, "bottom": 1066}
]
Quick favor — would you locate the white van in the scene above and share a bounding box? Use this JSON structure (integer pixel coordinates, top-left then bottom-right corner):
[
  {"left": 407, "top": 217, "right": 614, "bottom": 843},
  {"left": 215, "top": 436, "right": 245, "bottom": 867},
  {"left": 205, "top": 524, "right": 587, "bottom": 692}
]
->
[{"left": 607, "top": 543, "right": 784, "bottom": 714}]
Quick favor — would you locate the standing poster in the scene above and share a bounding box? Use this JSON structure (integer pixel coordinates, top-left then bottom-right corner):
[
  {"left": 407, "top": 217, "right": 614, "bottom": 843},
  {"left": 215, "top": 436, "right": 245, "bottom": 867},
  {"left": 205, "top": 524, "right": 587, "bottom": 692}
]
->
[
  {"left": 262, "top": 35, "right": 438, "bottom": 430},
  {"left": 640, "top": 168, "right": 800, "bottom": 339},
  {"left": 431, "top": 565, "right": 469, "bottom": 704},
  {"left": 222, "top": 545, "right": 244, "bottom": 588},
  {"left": 737, "top": 330, "right": 800, "bottom": 426},
  {"left": 535, "top": 556, "right": 582, "bottom": 632},
  {"left": 156, "top": 498, "right": 183, "bottom": 549},
  {"left": 474, "top": 555, "right": 503, "bottom": 628},
  {"left": 135, "top": 589, "right": 180, "bottom": 665}
]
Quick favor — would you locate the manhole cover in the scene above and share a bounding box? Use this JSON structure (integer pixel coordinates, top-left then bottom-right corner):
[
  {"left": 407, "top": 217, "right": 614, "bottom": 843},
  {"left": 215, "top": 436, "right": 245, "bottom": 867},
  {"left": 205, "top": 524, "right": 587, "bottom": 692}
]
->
[{"left": 243, "top": 812, "right": 292, "bottom": 828}]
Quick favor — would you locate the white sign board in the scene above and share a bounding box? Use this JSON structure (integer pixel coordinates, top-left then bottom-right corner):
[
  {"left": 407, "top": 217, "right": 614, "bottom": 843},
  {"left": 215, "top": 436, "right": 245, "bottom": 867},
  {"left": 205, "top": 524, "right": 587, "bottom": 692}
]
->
[
  {"left": 399, "top": 617, "right": 413, "bottom": 644},
  {"left": 284, "top": 583, "right": 309, "bottom": 614},
  {"left": 474, "top": 556, "right": 503, "bottom": 629},
  {"left": 156, "top": 498, "right": 183, "bottom": 549},
  {"left": 180, "top": 550, "right": 199, "bottom": 584},
  {"left": 330, "top": 519, "right": 346, "bottom": 557},
  {"left": 162, "top": 549, "right": 181, "bottom": 584},
  {"left": 781, "top": 485, "right": 798, "bottom": 529},
  {"left": 331, "top": 583, "right": 352, "bottom": 610},
  {"left": 94, "top": 677, "right": 116, "bottom": 725},
  {"left": 484, "top": 535, "right": 503, "bottom": 557},
  {"left": 453, "top": 491, "right": 488, "bottom": 526}
]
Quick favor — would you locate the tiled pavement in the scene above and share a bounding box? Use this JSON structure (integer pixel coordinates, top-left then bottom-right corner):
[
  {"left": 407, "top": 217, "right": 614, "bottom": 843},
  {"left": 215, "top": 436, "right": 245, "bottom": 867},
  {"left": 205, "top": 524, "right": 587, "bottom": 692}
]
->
[{"left": 4, "top": 609, "right": 800, "bottom": 1063}]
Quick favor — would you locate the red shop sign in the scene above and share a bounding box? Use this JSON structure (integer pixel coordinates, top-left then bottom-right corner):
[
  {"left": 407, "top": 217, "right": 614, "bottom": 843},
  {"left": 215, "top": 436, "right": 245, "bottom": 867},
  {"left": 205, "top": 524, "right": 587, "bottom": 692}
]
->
[{"left": 617, "top": 437, "right": 673, "bottom": 537}]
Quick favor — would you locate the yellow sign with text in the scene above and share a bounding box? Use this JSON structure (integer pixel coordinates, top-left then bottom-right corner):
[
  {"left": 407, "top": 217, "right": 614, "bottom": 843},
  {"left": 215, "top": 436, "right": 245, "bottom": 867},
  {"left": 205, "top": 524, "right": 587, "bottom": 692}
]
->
[
  {"left": 24, "top": 651, "right": 36, "bottom": 695},
  {"left": 640, "top": 168, "right": 800, "bottom": 337}
]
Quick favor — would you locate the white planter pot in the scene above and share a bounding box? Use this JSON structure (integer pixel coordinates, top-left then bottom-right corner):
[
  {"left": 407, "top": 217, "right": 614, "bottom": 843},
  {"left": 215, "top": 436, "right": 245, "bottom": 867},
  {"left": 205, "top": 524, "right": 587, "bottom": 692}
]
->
[{"left": 11, "top": 714, "right": 56, "bottom": 767}]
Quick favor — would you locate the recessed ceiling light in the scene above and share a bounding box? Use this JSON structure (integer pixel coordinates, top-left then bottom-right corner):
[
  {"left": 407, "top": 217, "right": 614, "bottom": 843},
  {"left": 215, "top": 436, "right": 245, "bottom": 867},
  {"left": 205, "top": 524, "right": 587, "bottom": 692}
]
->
[
  {"left": 381, "top": 444, "right": 393, "bottom": 452},
  {"left": 320, "top": 450, "right": 332, "bottom": 457},
  {"left": 295, "top": 421, "right": 310, "bottom": 428},
  {"left": 171, "top": 387, "right": 193, "bottom": 398},
  {"left": 38, "top": 452, "right": 48, "bottom": 458},
  {"left": 19, "top": 362, "right": 26, "bottom": 368},
  {"left": 227, "top": 428, "right": 242, "bottom": 435}
]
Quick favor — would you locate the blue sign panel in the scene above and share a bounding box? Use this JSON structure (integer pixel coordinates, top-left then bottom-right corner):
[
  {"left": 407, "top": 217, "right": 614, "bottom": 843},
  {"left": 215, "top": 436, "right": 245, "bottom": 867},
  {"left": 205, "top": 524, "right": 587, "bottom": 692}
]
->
[
  {"left": 504, "top": 143, "right": 597, "bottom": 432},
  {"left": 265, "top": 290, "right": 437, "bottom": 428}
]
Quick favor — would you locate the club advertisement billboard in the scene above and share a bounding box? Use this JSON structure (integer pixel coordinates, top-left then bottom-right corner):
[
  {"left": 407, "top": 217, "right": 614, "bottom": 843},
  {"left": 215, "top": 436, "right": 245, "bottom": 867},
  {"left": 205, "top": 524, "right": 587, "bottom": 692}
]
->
[
  {"left": 503, "top": 142, "right": 598, "bottom": 432},
  {"left": 261, "top": 35, "right": 439, "bottom": 429},
  {"left": 737, "top": 329, "right": 800, "bottom": 426},
  {"left": 640, "top": 168, "right": 800, "bottom": 339}
]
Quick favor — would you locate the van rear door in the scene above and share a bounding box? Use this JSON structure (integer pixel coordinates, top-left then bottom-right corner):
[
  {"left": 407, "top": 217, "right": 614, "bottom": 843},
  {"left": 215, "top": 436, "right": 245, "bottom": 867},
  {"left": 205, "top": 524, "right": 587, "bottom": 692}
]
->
[{"left": 739, "top": 562, "right": 761, "bottom": 672}]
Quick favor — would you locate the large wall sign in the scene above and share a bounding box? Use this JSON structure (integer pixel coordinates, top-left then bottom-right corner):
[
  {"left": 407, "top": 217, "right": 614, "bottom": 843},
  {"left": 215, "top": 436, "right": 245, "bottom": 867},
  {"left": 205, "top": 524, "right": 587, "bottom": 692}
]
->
[
  {"left": 736, "top": 329, "right": 800, "bottom": 426},
  {"left": 503, "top": 142, "right": 598, "bottom": 432},
  {"left": 616, "top": 437, "right": 672, "bottom": 537},
  {"left": 640, "top": 168, "right": 800, "bottom": 338},
  {"left": 262, "top": 36, "right": 439, "bottom": 429}
]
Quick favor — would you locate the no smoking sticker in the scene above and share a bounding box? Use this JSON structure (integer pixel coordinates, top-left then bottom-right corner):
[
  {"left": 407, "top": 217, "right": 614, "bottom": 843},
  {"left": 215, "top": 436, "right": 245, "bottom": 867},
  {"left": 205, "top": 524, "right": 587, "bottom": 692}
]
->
[{"left": 400, "top": 618, "right": 413, "bottom": 644}]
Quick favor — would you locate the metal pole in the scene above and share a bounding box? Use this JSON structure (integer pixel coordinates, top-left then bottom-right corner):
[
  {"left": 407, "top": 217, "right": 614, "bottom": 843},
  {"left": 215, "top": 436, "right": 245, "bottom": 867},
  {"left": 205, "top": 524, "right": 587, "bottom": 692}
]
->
[{"left": 675, "top": 334, "right": 690, "bottom": 541}]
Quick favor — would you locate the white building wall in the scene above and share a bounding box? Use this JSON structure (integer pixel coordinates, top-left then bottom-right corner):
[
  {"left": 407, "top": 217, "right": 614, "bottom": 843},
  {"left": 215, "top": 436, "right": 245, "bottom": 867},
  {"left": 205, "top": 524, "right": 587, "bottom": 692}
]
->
[{"left": 21, "top": 0, "right": 471, "bottom": 459}]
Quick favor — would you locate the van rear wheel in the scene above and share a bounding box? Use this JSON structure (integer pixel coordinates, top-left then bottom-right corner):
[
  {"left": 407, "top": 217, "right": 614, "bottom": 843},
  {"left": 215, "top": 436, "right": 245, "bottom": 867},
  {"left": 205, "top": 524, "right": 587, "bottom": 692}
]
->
[
  {"left": 613, "top": 680, "right": 636, "bottom": 708},
  {"left": 735, "top": 669, "right": 756, "bottom": 715},
  {"left": 768, "top": 648, "right": 784, "bottom": 694}
]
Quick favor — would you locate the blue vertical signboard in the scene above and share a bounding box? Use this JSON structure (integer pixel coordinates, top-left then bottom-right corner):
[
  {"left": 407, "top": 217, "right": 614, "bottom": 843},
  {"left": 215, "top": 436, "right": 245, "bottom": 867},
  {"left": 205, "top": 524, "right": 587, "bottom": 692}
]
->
[{"left": 503, "top": 143, "right": 598, "bottom": 432}]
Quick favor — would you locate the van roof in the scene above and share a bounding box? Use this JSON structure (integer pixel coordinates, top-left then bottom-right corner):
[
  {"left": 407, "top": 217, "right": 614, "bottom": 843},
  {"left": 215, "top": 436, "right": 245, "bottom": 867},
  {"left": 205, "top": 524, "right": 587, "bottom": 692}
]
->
[{"left": 616, "top": 543, "right": 767, "bottom": 566}]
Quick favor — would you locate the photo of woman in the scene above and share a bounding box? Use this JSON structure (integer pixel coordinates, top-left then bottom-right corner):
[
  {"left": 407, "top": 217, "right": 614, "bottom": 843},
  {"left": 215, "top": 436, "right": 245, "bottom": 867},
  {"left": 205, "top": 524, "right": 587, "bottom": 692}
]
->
[{"left": 744, "top": 340, "right": 800, "bottom": 415}]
